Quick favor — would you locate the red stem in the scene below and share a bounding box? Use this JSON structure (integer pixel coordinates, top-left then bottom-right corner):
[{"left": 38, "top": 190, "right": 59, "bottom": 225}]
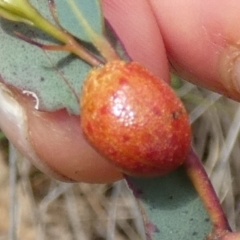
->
[{"left": 184, "top": 147, "right": 231, "bottom": 232}]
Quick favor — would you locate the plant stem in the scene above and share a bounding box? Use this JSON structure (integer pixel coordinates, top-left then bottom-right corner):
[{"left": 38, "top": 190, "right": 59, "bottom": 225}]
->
[
  {"left": 16, "top": 2, "right": 101, "bottom": 66},
  {"left": 2, "top": 0, "right": 120, "bottom": 65},
  {"left": 90, "top": 32, "right": 120, "bottom": 62},
  {"left": 67, "top": 0, "right": 120, "bottom": 62},
  {"left": 34, "top": 15, "right": 101, "bottom": 66},
  {"left": 184, "top": 148, "right": 231, "bottom": 232},
  {"left": 30, "top": 0, "right": 120, "bottom": 65}
]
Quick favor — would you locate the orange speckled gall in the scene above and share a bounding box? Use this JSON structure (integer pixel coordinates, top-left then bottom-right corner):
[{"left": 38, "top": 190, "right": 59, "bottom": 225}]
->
[{"left": 80, "top": 61, "right": 191, "bottom": 177}]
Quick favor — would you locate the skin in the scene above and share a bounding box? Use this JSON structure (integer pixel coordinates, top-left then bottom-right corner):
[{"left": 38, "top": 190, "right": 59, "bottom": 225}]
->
[{"left": 4, "top": 0, "right": 240, "bottom": 183}]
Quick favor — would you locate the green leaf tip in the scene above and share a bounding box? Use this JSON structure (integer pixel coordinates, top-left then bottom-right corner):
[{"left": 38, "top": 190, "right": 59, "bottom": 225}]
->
[
  {"left": 0, "top": 0, "right": 37, "bottom": 25},
  {"left": 0, "top": 0, "right": 72, "bottom": 44}
]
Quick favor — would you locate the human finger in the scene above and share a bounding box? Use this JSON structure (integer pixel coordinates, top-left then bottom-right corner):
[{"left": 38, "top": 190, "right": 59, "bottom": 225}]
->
[{"left": 0, "top": 84, "right": 123, "bottom": 183}]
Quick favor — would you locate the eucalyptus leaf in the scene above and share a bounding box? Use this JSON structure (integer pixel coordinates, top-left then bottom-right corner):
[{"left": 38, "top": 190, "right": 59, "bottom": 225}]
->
[
  {"left": 0, "top": 0, "right": 102, "bottom": 114},
  {"left": 54, "top": 0, "right": 103, "bottom": 42},
  {"left": 127, "top": 168, "right": 212, "bottom": 240}
]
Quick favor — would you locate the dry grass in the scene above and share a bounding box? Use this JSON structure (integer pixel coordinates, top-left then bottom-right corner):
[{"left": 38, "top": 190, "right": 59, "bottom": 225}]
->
[
  {"left": 1, "top": 80, "right": 240, "bottom": 239},
  {"left": 0, "top": 146, "right": 144, "bottom": 240}
]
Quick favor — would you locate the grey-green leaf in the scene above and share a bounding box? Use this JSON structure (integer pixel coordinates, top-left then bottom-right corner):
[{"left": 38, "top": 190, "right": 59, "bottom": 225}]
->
[
  {"left": 127, "top": 168, "right": 212, "bottom": 240},
  {"left": 0, "top": 0, "right": 103, "bottom": 114},
  {"left": 54, "top": 0, "right": 103, "bottom": 42}
]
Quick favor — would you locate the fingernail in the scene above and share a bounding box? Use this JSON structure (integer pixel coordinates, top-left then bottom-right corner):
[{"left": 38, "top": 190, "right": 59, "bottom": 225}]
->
[
  {"left": 219, "top": 45, "right": 240, "bottom": 100},
  {"left": 232, "top": 57, "right": 240, "bottom": 90}
]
